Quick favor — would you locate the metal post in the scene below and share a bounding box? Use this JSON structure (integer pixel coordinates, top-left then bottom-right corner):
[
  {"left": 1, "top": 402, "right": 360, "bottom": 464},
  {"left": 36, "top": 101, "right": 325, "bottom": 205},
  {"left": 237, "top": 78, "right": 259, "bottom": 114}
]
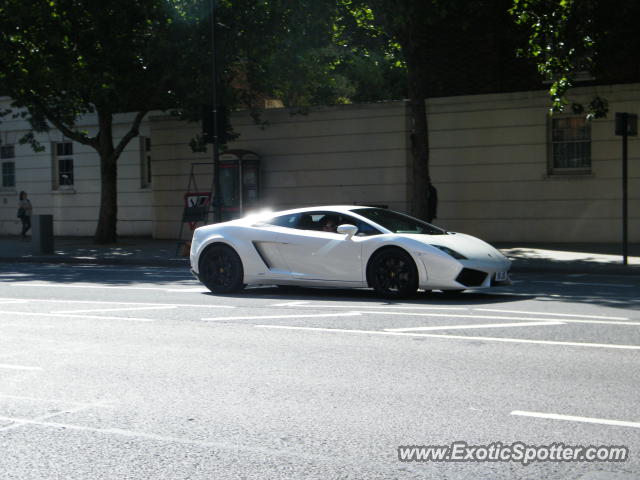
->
[
  {"left": 210, "top": 0, "right": 222, "bottom": 223},
  {"left": 622, "top": 114, "right": 629, "bottom": 265},
  {"left": 615, "top": 112, "right": 636, "bottom": 266}
]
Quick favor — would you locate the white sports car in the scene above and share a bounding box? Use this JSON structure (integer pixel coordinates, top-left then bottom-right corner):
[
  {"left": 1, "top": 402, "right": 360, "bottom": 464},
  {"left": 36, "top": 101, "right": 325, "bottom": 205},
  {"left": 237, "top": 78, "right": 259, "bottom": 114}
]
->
[{"left": 190, "top": 206, "right": 511, "bottom": 298}]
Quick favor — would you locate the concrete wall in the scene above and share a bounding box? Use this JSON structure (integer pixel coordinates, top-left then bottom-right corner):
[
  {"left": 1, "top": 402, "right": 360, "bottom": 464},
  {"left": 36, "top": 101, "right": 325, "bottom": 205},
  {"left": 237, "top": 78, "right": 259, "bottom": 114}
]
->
[
  {"left": 428, "top": 84, "right": 640, "bottom": 242},
  {"left": 151, "top": 102, "right": 411, "bottom": 239},
  {"left": 0, "top": 99, "right": 152, "bottom": 237}
]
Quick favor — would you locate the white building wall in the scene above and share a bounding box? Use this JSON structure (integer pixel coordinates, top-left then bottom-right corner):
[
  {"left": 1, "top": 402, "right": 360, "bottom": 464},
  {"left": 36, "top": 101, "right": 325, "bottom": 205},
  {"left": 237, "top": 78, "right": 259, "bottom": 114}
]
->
[
  {"left": 428, "top": 83, "right": 640, "bottom": 242},
  {"left": 0, "top": 99, "right": 153, "bottom": 237}
]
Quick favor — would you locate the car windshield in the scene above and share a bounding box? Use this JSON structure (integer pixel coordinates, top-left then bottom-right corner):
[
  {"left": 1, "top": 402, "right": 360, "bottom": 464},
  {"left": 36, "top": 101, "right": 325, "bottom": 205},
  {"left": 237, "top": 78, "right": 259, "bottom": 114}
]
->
[{"left": 353, "top": 208, "right": 446, "bottom": 235}]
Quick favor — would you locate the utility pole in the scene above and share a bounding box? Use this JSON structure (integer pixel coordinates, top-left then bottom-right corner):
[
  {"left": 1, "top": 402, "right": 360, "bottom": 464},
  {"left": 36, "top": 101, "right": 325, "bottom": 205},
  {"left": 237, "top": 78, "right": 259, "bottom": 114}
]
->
[
  {"left": 615, "top": 112, "right": 637, "bottom": 265},
  {"left": 210, "top": 0, "right": 222, "bottom": 223}
]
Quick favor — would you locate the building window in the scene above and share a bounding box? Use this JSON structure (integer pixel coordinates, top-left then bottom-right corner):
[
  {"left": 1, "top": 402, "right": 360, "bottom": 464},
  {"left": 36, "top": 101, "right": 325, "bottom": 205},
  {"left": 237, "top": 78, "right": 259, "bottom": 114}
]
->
[
  {"left": 1, "top": 145, "right": 16, "bottom": 189},
  {"left": 549, "top": 116, "right": 591, "bottom": 173},
  {"left": 140, "top": 136, "right": 151, "bottom": 188},
  {"left": 53, "top": 141, "right": 74, "bottom": 189}
]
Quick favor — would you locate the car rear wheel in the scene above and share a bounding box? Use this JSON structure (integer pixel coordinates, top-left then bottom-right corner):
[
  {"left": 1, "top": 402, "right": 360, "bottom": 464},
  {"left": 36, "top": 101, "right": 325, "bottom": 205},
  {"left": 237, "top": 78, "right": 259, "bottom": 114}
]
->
[
  {"left": 368, "top": 248, "right": 418, "bottom": 298},
  {"left": 199, "top": 244, "right": 244, "bottom": 294}
]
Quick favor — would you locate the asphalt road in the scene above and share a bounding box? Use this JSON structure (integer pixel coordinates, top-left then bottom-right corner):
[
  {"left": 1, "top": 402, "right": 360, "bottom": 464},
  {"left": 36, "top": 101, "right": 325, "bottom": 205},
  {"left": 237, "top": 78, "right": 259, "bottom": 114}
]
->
[{"left": 0, "top": 263, "right": 638, "bottom": 480}]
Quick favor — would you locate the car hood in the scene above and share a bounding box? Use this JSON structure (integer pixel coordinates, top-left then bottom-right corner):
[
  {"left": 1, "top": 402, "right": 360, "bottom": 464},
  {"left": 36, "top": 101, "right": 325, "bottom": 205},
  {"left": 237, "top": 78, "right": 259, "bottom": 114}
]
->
[{"left": 402, "top": 232, "right": 510, "bottom": 264}]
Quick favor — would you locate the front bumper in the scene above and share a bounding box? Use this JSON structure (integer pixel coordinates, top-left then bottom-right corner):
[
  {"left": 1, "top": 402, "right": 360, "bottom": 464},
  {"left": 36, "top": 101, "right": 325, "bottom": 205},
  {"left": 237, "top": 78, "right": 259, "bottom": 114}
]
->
[{"left": 456, "top": 267, "right": 512, "bottom": 288}]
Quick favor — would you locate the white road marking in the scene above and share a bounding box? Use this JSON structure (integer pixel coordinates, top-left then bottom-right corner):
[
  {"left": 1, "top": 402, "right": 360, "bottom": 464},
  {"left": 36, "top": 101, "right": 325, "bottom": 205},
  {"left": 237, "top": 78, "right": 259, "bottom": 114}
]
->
[
  {"left": 532, "top": 281, "right": 635, "bottom": 288},
  {"left": 357, "top": 311, "right": 640, "bottom": 327},
  {"left": 52, "top": 306, "right": 178, "bottom": 314},
  {"left": 255, "top": 325, "right": 640, "bottom": 351},
  {"left": 385, "top": 321, "right": 565, "bottom": 332},
  {"left": 0, "top": 298, "right": 233, "bottom": 309},
  {"left": 0, "top": 415, "right": 330, "bottom": 461},
  {"left": 11, "top": 284, "right": 206, "bottom": 293},
  {"left": 475, "top": 308, "right": 630, "bottom": 321},
  {"left": 0, "top": 400, "right": 112, "bottom": 433},
  {"left": 0, "top": 300, "right": 27, "bottom": 305},
  {"left": 511, "top": 411, "right": 640, "bottom": 429},
  {"left": 164, "top": 288, "right": 209, "bottom": 292},
  {"left": 0, "top": 393, "right": 112, "bottom": 408},
  {"left": 269, "top": 301, "right": 311, "bottom": 307},
  {"left": 202, "top": 312, "right": 362, "bottom": 321},
  {"left": 268, "top": 303, "right": 469, "bottom": 311},
  {"left": 0, "top": 363, "right": 43, "bottom": 371},
  {"left": 0, "top": 311, "right": 154, "bottom": 323}
]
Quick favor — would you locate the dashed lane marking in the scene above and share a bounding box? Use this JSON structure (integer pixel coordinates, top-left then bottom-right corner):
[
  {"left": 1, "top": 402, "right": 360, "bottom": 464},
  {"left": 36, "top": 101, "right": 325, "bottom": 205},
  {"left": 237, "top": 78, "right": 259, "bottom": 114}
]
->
[
  {"left": 0, "top": 298, "right": 234, "bottom": 309},
  {"left": 0, "top": 363, "right": 43, "bottom": 371},
  {"left": 385, "top": 321, "right": 565, "bottom": 332},
  {"left": 202, "top": 312, "right": 362, "bottom": 322},
  {"left": 10, "top": 284, "right": 207, "bottom": 293},
  {"left": 475, "top": 308, "right": 629, "bottom": 321},
  {"left": 511, "top": 410, "right": 640, "bottom": 429},
  {"left": 0, "top": 415, "right": 332, "bottom": 461},
  {"left": 52, "top": 306, "right": 178, "bottom": 314},
  {"left": 0, "top": 311, "right": 154, "bottom": 323},
  {"left": 254, "top": 325, "right": 640, "bottom": 351},
  {"left": 356, "top": 311, "right": 640, "bottom": 327}
]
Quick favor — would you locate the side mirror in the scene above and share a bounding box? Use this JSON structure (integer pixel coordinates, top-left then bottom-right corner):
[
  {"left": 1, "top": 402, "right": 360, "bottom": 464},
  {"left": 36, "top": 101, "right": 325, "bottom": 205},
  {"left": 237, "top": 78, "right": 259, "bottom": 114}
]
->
[{"left": 337, "top": 224, "right": 358, "bottom": 239}]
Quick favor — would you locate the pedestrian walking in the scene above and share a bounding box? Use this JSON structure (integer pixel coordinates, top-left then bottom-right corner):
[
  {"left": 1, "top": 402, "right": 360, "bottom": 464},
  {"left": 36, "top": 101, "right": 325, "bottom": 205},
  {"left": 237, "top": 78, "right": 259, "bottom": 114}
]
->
[
  {"left": 426, "top": 183, "right": 438, "bottom": 223},
  {"left": 17, "top": 191, "right": 32, "bottom": 238}
]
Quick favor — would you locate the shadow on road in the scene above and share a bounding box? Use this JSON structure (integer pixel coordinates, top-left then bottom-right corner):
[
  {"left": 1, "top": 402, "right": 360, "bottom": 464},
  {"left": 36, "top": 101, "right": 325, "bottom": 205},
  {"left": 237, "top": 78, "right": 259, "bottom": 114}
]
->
[
  {"left": 203, "top": 286, "right": 533, "bottom": 306},
  {"left": 1, "top": 263, "right": 638, "bottom": 311}
]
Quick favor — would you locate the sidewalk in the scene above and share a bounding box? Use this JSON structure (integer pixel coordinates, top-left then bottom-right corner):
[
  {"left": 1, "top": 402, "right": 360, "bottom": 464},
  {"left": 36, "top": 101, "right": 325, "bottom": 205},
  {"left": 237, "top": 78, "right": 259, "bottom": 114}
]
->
[
  {"left": 0, "top": 235, "right": 638, "bottom": 275},
  {"left": 0, "top": 236, "right": 187, "bottom": 268}
]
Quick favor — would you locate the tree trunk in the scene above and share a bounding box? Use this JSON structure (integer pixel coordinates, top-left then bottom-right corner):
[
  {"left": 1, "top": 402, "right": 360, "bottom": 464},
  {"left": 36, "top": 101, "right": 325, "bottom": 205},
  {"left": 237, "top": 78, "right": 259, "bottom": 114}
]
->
[
  {"left": 94, "top": 151, "right": 118, "bottom": 244},
  {"left": 407, "top": 60, "right": 431, "bottom": 220},
  {"left": 94, "top": 112, "right": 118, "bottom": 244}
]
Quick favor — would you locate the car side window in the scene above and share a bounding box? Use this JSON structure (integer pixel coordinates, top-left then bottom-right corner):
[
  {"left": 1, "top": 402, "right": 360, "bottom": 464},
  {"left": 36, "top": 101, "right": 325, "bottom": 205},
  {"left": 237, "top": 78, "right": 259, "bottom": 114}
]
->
[
  {"left": 297, "top": 212, "right": 333, "bottom": 231},
  {"left": 260, "top": 213, "right": 300, "bottom": 228},
  {"left": 339, "top": 214, "right": 382, "bottom": 236},
  {"left": 294, "top": 212, "right": 382, "bottom": 236}
]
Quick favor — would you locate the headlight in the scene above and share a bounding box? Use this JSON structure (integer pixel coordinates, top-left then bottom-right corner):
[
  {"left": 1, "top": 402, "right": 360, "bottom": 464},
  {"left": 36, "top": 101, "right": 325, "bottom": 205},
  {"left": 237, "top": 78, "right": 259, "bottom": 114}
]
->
[{"left": 430, "top": 245, "right": 467, "bottom": 260}]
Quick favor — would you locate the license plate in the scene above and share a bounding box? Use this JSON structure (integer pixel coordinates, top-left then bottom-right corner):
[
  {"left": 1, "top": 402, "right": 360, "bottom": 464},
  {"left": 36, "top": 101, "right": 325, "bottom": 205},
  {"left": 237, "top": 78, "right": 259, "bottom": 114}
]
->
[{"left": 495, "top": 271, "right": 508, "bottom": 282}]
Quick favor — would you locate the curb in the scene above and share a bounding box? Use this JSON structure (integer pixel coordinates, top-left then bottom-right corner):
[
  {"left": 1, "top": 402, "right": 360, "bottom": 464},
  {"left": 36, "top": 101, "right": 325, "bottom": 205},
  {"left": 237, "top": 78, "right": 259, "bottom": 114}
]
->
[{"left": 509, "top": 261, "right": 640, "bottom": 276}]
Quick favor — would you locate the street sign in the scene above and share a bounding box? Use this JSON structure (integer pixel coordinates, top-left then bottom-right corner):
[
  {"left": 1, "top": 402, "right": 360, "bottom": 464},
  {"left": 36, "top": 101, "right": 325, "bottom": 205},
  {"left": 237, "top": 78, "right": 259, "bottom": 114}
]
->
[{"left": 615, "top": 113, "right": 638, "bottom": 136}]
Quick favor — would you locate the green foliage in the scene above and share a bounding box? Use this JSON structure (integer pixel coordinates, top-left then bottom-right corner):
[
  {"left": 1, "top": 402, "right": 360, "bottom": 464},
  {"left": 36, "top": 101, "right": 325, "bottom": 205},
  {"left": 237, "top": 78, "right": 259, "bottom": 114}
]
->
[
  {"left": 511, "top": 0, "right": 612, "bottom": 118},
  {"left": 0, "top": 0, "right": 185, "bottom": 143}
]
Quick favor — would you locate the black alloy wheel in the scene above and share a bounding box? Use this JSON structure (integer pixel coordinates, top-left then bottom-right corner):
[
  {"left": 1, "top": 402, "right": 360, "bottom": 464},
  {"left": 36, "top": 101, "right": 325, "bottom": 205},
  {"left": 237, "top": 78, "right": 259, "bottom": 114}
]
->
[
  {"left": 369, "top": 248, "right": 418, "bottom": 298},
  {"left": 199, "top": 244, "right": 244, "bottom": 294}
]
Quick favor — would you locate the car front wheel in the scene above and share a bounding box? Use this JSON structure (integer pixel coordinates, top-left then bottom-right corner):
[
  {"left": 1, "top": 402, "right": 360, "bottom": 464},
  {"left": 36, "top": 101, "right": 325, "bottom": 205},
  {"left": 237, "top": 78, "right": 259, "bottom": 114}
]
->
[
  {"left": 199, "top": 244, "right": 244, "bottom": 294},
  {"left": 368, "top": 248, "right": 418, "bottom": 298}
]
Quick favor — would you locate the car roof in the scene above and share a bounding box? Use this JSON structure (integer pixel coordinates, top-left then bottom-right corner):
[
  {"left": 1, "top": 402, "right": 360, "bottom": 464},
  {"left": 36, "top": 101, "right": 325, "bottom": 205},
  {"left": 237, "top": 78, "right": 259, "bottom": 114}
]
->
[{"left": 267, "top": 205, "right": 374, "bottom": 216}]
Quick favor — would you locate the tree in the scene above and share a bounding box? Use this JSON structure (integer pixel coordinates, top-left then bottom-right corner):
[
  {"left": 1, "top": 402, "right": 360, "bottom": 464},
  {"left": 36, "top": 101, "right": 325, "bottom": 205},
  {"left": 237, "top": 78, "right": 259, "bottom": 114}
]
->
[
  {"left": 511, "top": 0, "right": 640, "bottom": 117},
  {"left": 0, "top": 0, "right": 190, "bottom": 243},
  {"left": 342, "top": 0, "right": 536, "bottom": 220},
  {"left": 0, "top": 0, "right": 358, "bottom": 243}
]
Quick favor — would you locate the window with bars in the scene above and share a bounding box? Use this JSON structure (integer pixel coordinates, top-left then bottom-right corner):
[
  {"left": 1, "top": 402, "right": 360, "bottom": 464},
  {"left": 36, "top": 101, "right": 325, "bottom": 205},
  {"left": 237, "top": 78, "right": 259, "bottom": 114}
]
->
[
  {"left": 549, "top": 116, "right": 591, "bottom": 173},
  {"left": 1, "top": 145, "right": 16, "bottom": 189},
  {"left": 53, "top": 141, "right": 74, "bottom": 189}
]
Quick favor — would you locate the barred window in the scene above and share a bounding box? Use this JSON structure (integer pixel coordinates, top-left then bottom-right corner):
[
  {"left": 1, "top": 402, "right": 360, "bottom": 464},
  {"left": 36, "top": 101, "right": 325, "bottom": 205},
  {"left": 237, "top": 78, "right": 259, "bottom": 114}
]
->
[
  {"left": 53, "top": 141, "right": 74, "bottom": 189},
  {"left": 549, "top": 116, "right": 591, "bottom": 173},
  {"left": 1, "top": 161, "right": 15, "bottom": 188},
  {"left": 1, "top": 145, "right": 16, "bottom": 189}
]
